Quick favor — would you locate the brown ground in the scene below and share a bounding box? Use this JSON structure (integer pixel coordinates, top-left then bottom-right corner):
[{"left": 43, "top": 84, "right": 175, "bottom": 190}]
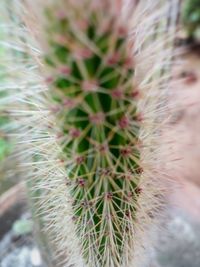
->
[{"left": 167, "top": 48, "right": 200, "bottom": 221}]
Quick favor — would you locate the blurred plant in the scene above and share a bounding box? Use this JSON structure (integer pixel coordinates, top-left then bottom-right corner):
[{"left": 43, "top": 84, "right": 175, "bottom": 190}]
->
[
  {"left": 13, "top": 218, "right": 33, "bottom": 236},
  {"left": 0, "top": 13, "right": 15, "bottom": 195},
  {"left": 0, "top": 31, "right": 11, "bottom": 162},
  {"left": 182, "top": 0, "right": 200, "bottom": 40},
  {"left": 0, "top": 129, "right": 10, "bottom": 161},
  {"left": 1, "top": 0, "right": 180, "bottom": 267}
]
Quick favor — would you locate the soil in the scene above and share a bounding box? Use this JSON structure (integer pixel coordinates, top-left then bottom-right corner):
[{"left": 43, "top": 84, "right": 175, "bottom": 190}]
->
[
  {"left": 167, "top": 46, "right": 200, "bottom": 219},
  {"left": 155, "top": 43, "right": 200, "bottom": 267}
]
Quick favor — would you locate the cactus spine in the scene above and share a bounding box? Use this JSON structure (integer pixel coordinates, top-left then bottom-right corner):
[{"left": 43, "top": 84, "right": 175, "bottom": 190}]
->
[{"left": 1, "top": 0, "right": 181, "bottom": 267}]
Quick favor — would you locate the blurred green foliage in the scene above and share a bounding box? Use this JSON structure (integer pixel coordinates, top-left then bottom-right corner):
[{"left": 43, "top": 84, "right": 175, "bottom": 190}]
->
[
  {"left": 0, "top": 6, "right": 22, "bottom": 196},
  {"left": 0, "top": 138, "right": 11, "bottom": 161},
  {"left": 183, "top": 0, "right": 200, "bottom": 39},
  {"left": 13, "top": 219, "right": 33, "bottom": 236},
  {"left": 0, "top": 24, "right": 11, "bottom": 163}
]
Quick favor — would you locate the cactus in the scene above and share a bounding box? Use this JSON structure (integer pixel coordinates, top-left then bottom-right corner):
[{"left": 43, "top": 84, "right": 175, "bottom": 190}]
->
[{"left": 1, "top": 0, "right": 180, "bottom": 267}]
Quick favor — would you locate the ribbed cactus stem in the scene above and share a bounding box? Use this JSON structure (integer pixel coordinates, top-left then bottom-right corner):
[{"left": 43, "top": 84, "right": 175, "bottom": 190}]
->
[
  {"left": 1, "top": 0, "right": 181, "bottom": 267},
  {"left": 41, "top": 2, "right": 142, "bottom": 266}
]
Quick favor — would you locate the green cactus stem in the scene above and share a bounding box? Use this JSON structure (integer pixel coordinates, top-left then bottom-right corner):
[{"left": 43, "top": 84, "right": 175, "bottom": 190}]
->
[
  {"left": 1, "top": 0, "right": 181, "bottom": 266},
  {"left": 42, "top": 2, "right": 142, "bottom": 266}
]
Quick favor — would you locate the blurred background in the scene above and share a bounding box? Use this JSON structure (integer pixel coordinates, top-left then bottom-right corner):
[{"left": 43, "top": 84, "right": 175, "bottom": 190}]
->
[{"left": 0, "top": 0, "right": 200, "bottom": 267}]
